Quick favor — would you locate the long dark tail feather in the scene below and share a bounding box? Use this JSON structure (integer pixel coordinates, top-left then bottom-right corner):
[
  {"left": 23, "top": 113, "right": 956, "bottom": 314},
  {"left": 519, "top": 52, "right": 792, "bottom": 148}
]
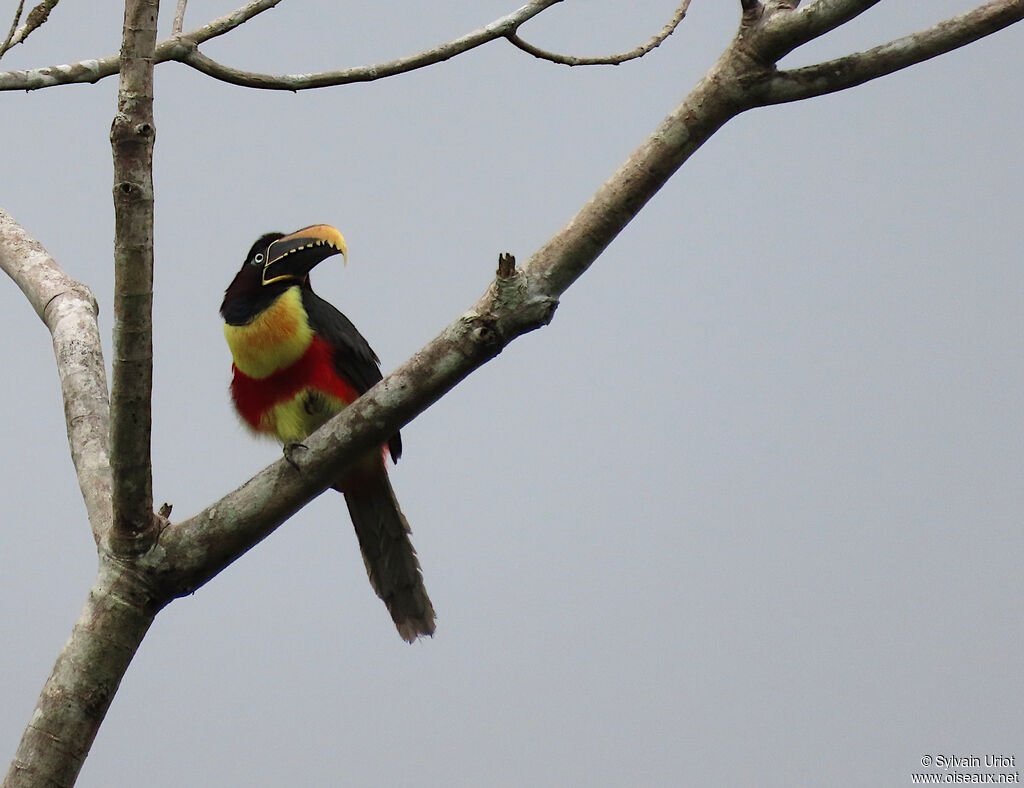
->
[{"left": 336, "top": 467, "right": 435, "bottom": 642}]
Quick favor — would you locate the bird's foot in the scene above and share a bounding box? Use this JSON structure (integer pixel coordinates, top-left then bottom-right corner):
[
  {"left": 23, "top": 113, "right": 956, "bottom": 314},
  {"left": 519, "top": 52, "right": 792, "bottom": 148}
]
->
[{"left": 283, "top": 442, "right": 308, "bottom": 471}]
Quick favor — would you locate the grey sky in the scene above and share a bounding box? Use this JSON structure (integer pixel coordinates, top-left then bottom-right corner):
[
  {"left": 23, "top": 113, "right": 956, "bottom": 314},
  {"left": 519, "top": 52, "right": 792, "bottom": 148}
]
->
[{"left": 2, "top": 1, "right": 1022, "bottom": 786}]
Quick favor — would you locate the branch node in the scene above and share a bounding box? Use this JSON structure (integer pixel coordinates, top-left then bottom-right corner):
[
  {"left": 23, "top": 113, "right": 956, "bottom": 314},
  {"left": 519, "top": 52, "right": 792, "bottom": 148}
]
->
[
  {"left": 496, "top": 252, "right": 516, "bottom": 278},
  {"left": 740, "top": 0, "right": 764, "bottom": 25},
  {"left": 107, "top": 512, "right": 161, "bottom": 558},
  {"left": 283, "top": 442, "right": 308, "bottom": 470},
  {"left": 472, "top": 322, "right": 496, "bottom": 346}
]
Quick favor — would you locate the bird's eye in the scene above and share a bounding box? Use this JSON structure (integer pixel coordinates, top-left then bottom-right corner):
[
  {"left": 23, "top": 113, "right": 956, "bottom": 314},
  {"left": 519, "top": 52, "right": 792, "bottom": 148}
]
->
[{"left": 251, "top": 252, "right": 265, "bottom": 266}]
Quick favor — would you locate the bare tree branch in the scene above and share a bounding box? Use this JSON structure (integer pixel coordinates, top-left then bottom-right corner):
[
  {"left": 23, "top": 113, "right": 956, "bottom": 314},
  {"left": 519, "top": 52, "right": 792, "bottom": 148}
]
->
[
  {"left": 506, "top": 0, "right": 690, "bottom": 66},
  {"left": 0, "top": 208, "right": 112, "bottom": 539},
  {"left": 108, "top": 0, "right": 159, "bottom": 553},
  {"left": 1, "top": 0, "right": 59, "bottom": 55},
  {"left": 0, "top": 0, "right": 24, "bottom": 60},
  {"left": 171, "top": 0, "right": 187, "bottom": 34},
  {"left": 170, "top": 0, "right": 562, "bottom": 90},
  {"left": 756, "top": 0, "right": 1024, "bottom": 104},
  {"left": 0, "top": 0, "right": 282, "bottom": 90},
  {"left": 13, "top": 0, "right": 58, "bottom": 43},
  {"left": 179, "top": 0, "right": 281, "bottom": 40}
]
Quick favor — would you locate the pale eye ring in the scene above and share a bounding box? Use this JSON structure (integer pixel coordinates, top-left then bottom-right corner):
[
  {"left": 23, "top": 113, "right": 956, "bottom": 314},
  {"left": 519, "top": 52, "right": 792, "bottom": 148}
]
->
[{"left": 251, "top": 252, "right": 265, "bottom": 266}]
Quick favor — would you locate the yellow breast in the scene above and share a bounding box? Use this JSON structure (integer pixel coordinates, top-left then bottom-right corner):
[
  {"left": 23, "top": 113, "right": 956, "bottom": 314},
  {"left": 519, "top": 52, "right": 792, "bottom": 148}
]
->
[
  {"left": 259, "top": 389, "right": 350, "bottom": 445},
  {"left": 223, "top": 287, "right": 314, "bottom": 379}
]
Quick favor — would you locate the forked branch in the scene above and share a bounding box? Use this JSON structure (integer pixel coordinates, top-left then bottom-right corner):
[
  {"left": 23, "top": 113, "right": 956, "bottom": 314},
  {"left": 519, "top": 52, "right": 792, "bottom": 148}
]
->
[
  {"left": 0, "top": 0, "right": 24, "bottom": 59},
  {"left": 755, "top": 0, "right": 1024, "bottom": 104},
  {"left": 0, "top": 0, "right": 59, "bottom": 58}
]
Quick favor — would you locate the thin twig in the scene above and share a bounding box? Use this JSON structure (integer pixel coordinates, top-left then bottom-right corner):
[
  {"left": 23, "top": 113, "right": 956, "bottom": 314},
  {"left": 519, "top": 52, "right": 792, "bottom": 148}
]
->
[
  {"left": 173, "top": 0, "right": 561, "bottom": 90},
  {"left": 0, "top": 0, "right": 25, "bottom": 59},
  {"left": 506, "top": 0, "right": 690, "bottom": 66},
  {"left": 175, "top": 0, "right": 280, "bottom": 42},
  {"left": 171, "top": 0, "right": 187, "bottom": 35}
]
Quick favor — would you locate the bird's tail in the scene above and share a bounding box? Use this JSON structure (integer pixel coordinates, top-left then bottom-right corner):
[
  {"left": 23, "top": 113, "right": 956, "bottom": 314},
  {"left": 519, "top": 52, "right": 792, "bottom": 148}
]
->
[{"left": 336, "top": 462, "right": 435, "bottom": 642}]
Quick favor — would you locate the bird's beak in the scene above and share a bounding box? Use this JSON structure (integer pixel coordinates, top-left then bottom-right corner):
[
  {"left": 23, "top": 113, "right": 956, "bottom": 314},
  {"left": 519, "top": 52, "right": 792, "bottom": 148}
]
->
[{"left": 262, "top": 224, "right": 348, "bottom": 286}]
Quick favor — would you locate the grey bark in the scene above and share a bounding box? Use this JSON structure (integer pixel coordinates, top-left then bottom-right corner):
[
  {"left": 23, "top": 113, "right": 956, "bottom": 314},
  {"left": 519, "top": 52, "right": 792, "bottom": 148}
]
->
[{"left": 109, "top": 0, "right": 159, "bottom": 553}]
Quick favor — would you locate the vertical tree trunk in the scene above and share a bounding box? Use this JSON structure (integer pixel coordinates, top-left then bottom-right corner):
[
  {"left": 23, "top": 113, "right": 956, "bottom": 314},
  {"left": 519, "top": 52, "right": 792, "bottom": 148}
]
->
[{"left": 109, "top": 0, "right": 159, "bottom": 554}]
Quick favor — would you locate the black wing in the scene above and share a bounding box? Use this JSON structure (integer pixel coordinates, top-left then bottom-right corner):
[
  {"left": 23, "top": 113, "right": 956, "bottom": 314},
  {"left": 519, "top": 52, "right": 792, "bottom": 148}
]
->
[{"left": 302, "top": 286, "right": 402, "bottom": 462}]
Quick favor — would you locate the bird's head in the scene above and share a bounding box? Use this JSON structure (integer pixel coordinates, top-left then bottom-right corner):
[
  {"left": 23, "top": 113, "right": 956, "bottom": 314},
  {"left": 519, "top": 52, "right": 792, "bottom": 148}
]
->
[{"left": 221, "top": 224, "right": 348, "bottom": 322}]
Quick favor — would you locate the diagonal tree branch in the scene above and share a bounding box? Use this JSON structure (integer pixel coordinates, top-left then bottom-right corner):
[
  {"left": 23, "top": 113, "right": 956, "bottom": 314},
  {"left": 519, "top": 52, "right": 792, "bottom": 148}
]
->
[
  {"left": 108, "top": 0, "right": 159, "bottom": 553},
  {"left": 506, "top": 0, "right": 691, "bottom": 66},
  {"left": 13, "top": 0, "right": 59, "bottom": 43},
  {"left": 155, "top": 30, "right": 749, "bottom": 594},
  {"left": 0, "top": 208, "right": 112, "bottom": 539},
  {"left": 0, "top": 0, "right": 24, "bottom": 60},
  {"left": 755, "top": 0, "right": 1024, "bottom": 104},
  {"left": 0, "top": 0, "right": 59, "bottom": 56}
]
